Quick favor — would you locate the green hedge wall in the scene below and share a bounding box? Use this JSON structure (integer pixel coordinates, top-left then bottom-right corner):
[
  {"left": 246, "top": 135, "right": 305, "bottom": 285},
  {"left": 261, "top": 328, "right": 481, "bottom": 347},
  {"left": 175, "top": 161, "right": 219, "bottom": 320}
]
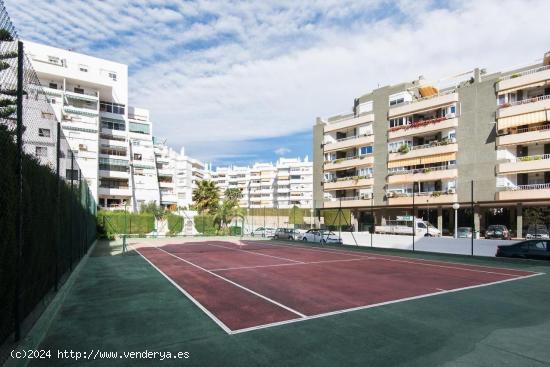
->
[
  {"left": 194, "top": 215, "right": 217, "bottom": 235},
  {"left": 97, "top": 211, "right": 154, "bottom": 235},
  {"left": 167, "top": 214, "right": 184, "bottom": 235},
  {"left": 321, "top": 209, "right": 352, "bottom": 227}
]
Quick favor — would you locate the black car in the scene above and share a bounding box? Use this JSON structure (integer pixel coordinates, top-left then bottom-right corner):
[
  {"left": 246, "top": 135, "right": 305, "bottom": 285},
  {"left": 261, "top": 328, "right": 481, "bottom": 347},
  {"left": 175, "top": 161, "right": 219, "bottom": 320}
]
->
[
  {"left": 496, "top": 239, "right": 550, "bottom": 260},
  {"left": 485, "top": 225, "right": 511, "bottom": 240}
]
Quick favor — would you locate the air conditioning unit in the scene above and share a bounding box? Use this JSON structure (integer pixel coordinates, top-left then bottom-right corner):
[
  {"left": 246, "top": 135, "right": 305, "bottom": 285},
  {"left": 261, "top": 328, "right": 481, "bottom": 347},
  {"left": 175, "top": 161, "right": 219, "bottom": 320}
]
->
[
  {"left": 387, "top": 192, "right": 395, "bottom": 198},
  {"left": 79, "top": 144, "right": 88, "bottom": 151},
  {"left": 447, "top": 188, "right": 456, "bottom": 194},
  {"left": 446, "top": 113, "right": 456, "bottom": 119},
  {"left": 361, "top": 192, "right": 373, "bottom": 200}
]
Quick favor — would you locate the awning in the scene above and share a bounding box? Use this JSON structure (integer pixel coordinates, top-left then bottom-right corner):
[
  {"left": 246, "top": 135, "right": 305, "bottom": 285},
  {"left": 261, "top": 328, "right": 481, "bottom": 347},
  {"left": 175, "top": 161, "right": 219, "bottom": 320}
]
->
[
  {"left": 388, "top": 152, "right": 456, "bottom": 168},
  {"left": 498, "top": 80, "right": 550, "bottom": 95},
  {"left": 418, "top": 86, "right": 439, "bottom": 98},
  {"left": 497, "top": 110, "right": 548, "bottom": 130}
]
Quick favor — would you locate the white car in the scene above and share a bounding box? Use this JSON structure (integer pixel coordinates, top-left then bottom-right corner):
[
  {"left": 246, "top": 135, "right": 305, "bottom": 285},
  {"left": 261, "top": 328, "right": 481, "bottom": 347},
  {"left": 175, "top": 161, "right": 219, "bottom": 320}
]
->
[
  {"left": 251, "top": 227, "right": 275, "bottom": 237},
  {"left": 301, "top": 229, "right": 342, "bottom": 244}
]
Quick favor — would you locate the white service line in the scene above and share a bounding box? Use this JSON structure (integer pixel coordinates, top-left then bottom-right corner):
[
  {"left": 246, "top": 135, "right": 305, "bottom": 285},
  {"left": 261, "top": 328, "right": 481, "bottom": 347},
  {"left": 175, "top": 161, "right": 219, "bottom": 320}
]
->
[
  {"left": 206, "top": 243, "right": 304, "bottom": 264},
  {"left": 244, "top": 240, "right": 541, "bottom": 277},
  {"left": 230, "top": 272, "right": 545, "bottom": 335},
  {"left": 130, "top": 245, "right": 233, "bottom": 335},
  {"left": 210, "top": 257, "right": 372, "bottom": 272},
  {"left": 154, "top": 246, "right": 307, "bottom": 318}
]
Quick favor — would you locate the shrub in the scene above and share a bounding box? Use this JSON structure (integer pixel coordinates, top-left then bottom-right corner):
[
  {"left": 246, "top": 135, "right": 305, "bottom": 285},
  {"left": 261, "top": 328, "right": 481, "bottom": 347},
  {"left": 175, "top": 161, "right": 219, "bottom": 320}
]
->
[
  {"left": 97, "top": 211, "right": 154, "bottom": 235},
  {"left": 167, "top": 214, "right": 183, "bottom": 235},
  {"left": 194, "top": 215, "right": 217, "bottom": 235}
]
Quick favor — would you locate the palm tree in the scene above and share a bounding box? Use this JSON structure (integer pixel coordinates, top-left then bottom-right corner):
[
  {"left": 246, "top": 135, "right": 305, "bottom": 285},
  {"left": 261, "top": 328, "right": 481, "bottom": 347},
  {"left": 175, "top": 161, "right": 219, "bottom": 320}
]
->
[
  {"left": 213, "top": 199, "right": 245, "bottom": 230},
  {"left": 224, "top": 188, "right": 242, "bottom": 203},
  {"left": 193, "top": 180, "right": 219, "bottom": 214}
]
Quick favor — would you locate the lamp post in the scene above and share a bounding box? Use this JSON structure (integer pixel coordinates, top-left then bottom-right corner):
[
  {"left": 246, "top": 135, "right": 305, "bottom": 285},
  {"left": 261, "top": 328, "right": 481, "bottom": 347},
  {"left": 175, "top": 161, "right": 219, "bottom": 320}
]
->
[{"left": 452, "top": 202, "right": 460, "bottom": 239}]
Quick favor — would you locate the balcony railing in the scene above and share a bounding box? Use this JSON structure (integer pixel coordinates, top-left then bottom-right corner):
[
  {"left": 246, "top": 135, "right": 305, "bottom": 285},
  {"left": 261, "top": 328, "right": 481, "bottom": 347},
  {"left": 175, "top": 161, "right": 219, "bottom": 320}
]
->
[
  {"left": 324, "top": 174, "right": 372, "bottom": 183},
  {"left": 391, "top": 89, "right": 456, "bottom": 108},
  {"left": 388, "top": 116, "right": 453, "bottom": 133},
  {"left": 509, "top": 153, "right": 550, "bottom": 163},
  {"left": 324, "top": 195, "right": 371, "bottom": 202},
  {"left": 324, "top": 154, "right": 372, "bottom": 164},
  {"left": 516, "top": 124, "right": 550, "bottom": 134},
  {"left": 503, "top": 183, "right": 550, "bottom": 191},
  {"left": 499, "top": 94, "right": 550, "bottom": 109},
  {"left": 387, "top": 189, "right": 455, "bottom": 198},
  {"left": 499, "top": 65, "right": 550, "bottom": 81},
  {"left": 387, "top": 164, "right": 456, "bottom": 176},
  {"left": 390, "top": 139, "right": 456, "bottom": 153},
  {"left": 325, "top": 133, "right": 373, "bottom": 145}
]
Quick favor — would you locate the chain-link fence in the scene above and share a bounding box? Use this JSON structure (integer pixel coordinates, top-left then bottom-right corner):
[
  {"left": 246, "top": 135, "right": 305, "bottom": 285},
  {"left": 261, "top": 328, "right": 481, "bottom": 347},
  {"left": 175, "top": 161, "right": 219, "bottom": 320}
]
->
[{"left": 0, "top": 2, "right": 97, "bottom": 363}]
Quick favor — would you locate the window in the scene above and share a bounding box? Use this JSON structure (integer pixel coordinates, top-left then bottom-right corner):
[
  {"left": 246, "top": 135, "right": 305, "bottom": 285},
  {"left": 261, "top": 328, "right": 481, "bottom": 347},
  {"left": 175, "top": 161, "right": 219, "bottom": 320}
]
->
[
  {"left": 101, "top": 118, "right": 126, "bottom": 131},
  {"left": 360, "top": 146, "right": 373, "bottom": 155},
  {"left": 49, "top": 82, "right": 58, "bottom": 89},
  {"left": 133, "top": 153, "right": 142, "bottom": 160},
  {"left": 108, "top": 72, "right": 117, "bottom": 81},
  {"left": 129, "top": 121, "right": 150, "bottom": 135},
  {"left": 79, "top": 64, "right": 88, "bottom": 72},
  {"left": 389, "top": 97, "right": 404, "bottom": 106},
  {"left": 38, "top": 128, "right": 51, "bottom": 137},
  {"left": 66, "top": 169, "right": 79, "bottom": 180},
  {"left": 529, "top": 241, "right": 547, "bottom": 250},
  {"left": 35, "top": 146, "right": 47, "bottom": 157},
  {"left": 74, "top": 87, "right": 84, "bottom": 94},
  {"left": 100, "top": 101, "right": 125, "bottom": 115},
  {"left": 48, "top": 56, "right": 60, "bottom": 65}
]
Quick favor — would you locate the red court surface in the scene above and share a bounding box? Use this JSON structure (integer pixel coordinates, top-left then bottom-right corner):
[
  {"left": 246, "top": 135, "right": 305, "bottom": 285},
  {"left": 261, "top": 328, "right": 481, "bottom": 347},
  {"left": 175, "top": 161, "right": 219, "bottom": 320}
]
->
[{"left": 133, "top": 240, "right": 541, "bottom": 334}]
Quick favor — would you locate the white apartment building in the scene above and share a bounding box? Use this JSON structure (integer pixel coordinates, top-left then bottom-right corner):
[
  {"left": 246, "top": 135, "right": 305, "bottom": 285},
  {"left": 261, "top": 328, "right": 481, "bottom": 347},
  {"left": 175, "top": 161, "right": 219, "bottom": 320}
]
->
[
  {"left": 154, "top": 139, "right": 206, "bottom": 210},
  {"left": 207, "top": 157, "right": 313, "bottom": 209}
]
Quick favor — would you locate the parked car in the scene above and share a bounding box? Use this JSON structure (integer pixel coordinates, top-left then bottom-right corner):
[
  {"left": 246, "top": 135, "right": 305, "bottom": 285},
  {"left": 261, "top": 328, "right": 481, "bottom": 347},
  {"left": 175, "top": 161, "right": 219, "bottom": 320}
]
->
[
  {"left": 457, "top": 227, "right": 472, "bottom": 238},
  {"left": 273, "top": 228, "right": 298, "bottom": 240},
  {"left": 485, "top": 225, "right": 511, "bottom": 240},
  {"left": 496, "top": 240, "right": 550, "bottom": 260},
  {"left": 251, "top": 227, "right": 275, "bottom": 237},
  {"left": 525, "top": 224, "right": 550, "bottom": 239},
  {"left": 301, "top": 229, "right": 342, "bottom": 244}
]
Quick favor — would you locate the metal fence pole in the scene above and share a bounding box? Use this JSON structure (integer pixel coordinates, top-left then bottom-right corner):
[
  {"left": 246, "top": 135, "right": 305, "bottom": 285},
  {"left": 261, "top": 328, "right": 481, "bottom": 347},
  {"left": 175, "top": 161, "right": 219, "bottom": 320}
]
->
[
  {"left": 412, "top": 183, "right": 416, "bottom": 251},
  {"left": 13, "top": 40, "right": 24, "bottom": 342},
  {"left": 69, "top": 152, "right": 74, "bottom": 271},
  {"left": 370, "top": 194, "right": 374, "bottom": 248},
  {"left": 263, "top": 207, "right": 266, "bottom": 237},
  {"left": 54, "top": 121, "right": 61, "bottom": 292},
  {"left": 471, "top": 180, "right": 474, "bottom": 256}
]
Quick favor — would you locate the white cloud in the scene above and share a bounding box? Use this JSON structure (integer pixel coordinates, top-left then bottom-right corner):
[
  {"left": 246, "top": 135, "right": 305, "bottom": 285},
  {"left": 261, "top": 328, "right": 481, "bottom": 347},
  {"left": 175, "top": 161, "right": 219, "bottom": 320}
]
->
[
  {"left": 6, "top": 0, "right": 550, "bottom": 161},
  {"left": 274, "top": 147, "right": 291, "bottom": 156}
]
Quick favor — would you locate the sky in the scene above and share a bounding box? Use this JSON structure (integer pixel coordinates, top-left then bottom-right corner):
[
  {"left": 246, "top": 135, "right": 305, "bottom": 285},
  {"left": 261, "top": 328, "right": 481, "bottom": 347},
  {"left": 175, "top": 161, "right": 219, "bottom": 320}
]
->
[{"left": 5, "top": 0, "right": 550, "bottom": 167}]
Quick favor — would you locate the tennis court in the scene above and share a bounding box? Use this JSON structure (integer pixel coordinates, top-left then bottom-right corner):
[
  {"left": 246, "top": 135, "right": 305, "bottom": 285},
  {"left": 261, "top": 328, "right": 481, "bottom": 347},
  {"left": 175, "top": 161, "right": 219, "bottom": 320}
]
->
[{"left": 131, "top": 240, "right": 541, "bottom": 334}]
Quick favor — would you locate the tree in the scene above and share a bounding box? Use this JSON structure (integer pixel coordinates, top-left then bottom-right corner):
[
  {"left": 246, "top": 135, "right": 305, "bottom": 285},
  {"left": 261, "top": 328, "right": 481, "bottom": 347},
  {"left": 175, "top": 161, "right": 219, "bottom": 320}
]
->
[
  {"left": 140, "top": 201, "right": 165, "bottom": 220},
  {"left": 192, "top": 180, "right": 219, "bottom": 214},
  {"left": 213, "top": 199, "right": 245, "bottom": 230},
  {"left": 224, "top": 188, "right": 242, "bottom": 203}
]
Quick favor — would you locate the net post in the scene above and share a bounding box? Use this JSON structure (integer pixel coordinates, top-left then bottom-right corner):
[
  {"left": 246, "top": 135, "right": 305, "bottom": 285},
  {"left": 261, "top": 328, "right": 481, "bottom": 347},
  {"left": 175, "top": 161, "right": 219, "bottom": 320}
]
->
[
  {"left": 471, "top": 180, "right": 474, "bottom": 256},
  {"left": 54, "top": 121, "right": 61, "bottom": 292},
  {"left": 412, "top": 182, "right": 416, "bottom": 252},
  {"left": 69, "top": 151, "right": 74, "bottom": 271}
]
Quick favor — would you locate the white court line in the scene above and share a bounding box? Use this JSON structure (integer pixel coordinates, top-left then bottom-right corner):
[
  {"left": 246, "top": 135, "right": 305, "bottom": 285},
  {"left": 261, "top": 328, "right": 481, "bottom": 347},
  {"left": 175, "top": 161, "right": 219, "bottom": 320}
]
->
[
  {"left": 210, "top": 257, "right": 372, "bottom": 272},
  {"left": 205, "top": 242, "right": 304, "bottom": 264},
  {"left": 154, "top": 246, "right": 307, "bottom": 318},
  {"left": 230, "top": 272, "right": 545, "bottom": 334},
  {"left": 131, "top": 245, "right": 233, "bottom": 335},
  {"left": 243, "top": 240, "right": 541, "bottom": 278}
]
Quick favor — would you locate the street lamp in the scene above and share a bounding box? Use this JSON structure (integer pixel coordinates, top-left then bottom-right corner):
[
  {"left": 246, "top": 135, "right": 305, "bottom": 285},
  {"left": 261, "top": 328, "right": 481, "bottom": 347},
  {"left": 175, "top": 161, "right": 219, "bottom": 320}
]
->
[{"left": 452, "top": 202, "right": 460, "bottom": 238}]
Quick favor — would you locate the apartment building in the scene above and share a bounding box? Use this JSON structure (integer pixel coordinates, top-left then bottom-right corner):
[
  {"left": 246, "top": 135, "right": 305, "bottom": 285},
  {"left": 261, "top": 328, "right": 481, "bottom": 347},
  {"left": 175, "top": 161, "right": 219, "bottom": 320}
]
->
[
  {"left": 313, "top": 50, "right": 550, "bottom": 236},
  {"left": 207, "top": 157, "right": 313, "bottom": 209},
  {"left": 153, "top": 139, "right": 206, "bottom": 210}
]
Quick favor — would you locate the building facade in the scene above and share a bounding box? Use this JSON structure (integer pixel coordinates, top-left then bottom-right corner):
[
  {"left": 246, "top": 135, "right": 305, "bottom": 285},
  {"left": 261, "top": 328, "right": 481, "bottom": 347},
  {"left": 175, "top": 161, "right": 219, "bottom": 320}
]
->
[
  {"left": 208, "top": 157, "right": 313, "bottom": 209},
  {"left": 26, "top": 41, "right": 204, "bottom": 212},
  {"left": 314, "top": 50, "right": 550, "bottom": 237}
]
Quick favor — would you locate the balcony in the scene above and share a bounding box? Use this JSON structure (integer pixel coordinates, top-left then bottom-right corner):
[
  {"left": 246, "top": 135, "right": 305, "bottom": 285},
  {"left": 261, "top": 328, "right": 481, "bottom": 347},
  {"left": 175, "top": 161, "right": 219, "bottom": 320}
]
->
[
  {"left": 324, "top": 196, "right": 372, "bottom": 209},
  {"left": 324, "top": 113, "right": 374, "bottom": 133},
  {"left": 387, "top": 192, "right": 457, "bottom": 206},
  {"left": 388, "top": 141, "right": 458, "bottom": 161},
  {"left": 389, "top": 91, "right": 458, "bottom": 118},
  {"left": 159, "top": 181, "right": 174, "bottom": 188},
  {"left": 497, "top": 95, "right": 550, "bottom": 119},
  {"left": 324, "top": 176, "right": 374, "bottom": 190},
  {"left": 99, "top": 170, "right": 129, "bottom": 179},
  {"left": 496, "top": 184, "right": 550, "bottom": 201},
  {"left": 497, "top": 65, "right": 550, "bottom": 92},
  {"left": 63, "top": 105, "right": 99, "bottom": 117},
  {"left": 497, "top": 124, "right": 550, "bottom": 146},
  {"left": 497, "top": 154, "right": 550, "bottom": 174},
  {"left": 98, "top": 187, "right": 131, "bottom": 197},
  {"left": 387, "top": 165, "right": 458, "bottom": 184},
  {"left": 324, "top": 134, "right": 374, "bottom": 152},
  {"left": 324, "top": 155, "right": 374, "bottom": 171},
  {"left": 388, "top": 117, "right": 458, "bottom": 140},
  {"left": 65, "top": 90, "right": 99, "bottom": 102},
  {"left": 160, "top": 194, "right": 177, "bottom": 204},
  {"left": 157, "top": 168, "right": 174, "bottom": 176}
]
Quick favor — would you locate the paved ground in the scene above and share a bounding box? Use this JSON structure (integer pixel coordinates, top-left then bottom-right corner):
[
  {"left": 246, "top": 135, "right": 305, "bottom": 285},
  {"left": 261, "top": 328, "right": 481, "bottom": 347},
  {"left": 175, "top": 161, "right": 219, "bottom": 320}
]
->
[{"left": 22, "top": 239, "right": 550, "bottom": 367}]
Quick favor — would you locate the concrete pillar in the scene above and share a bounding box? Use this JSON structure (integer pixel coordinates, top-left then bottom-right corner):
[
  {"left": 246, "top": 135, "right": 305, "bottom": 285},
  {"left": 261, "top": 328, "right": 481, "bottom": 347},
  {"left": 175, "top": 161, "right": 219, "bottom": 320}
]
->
[
  {"left": 450, "top": 208, "right": 455, "bottom": 235},
  {"left": 474, "top": 205, "right": 481, "bottom": 238},
  {"left": 437, "top": 206, "right": 443, "bottom": 233},
  {"left": 352, "top": 210, "right": 359, "bottom": 232},
  {"left": 516, "top": 204, "right": 523, "bottom": 239},
  {"left": 380, "top": 209, "right": 387, "bottom": 225}
]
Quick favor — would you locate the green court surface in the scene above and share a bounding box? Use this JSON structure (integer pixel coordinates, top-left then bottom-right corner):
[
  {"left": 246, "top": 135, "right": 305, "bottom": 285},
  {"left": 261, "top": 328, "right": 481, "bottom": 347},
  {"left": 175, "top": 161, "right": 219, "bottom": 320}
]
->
[{"left": 20, "top": 239, "right": 550, "bottom": 367}]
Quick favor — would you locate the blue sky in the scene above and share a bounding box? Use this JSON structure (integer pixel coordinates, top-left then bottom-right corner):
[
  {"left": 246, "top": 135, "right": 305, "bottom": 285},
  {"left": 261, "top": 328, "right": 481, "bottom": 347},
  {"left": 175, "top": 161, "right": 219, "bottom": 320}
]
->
[{"left": 5, "top": 0, "right": 550, "bottom": 166}]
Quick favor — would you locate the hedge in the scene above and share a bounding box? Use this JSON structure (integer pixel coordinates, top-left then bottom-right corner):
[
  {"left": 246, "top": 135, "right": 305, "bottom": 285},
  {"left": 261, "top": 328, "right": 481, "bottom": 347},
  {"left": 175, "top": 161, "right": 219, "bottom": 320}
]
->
[
  {"left": 167, "top": 214, "right": 184, "bottom": 235},
  {"left": 321, "top": 209, "right": 352, "bottom": 227},
  {"left": 194, "top": 215, "right": 217, "bottom": 235},
  {"left": 97, "top": 211, "right": 154, "bottom": 235}
]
